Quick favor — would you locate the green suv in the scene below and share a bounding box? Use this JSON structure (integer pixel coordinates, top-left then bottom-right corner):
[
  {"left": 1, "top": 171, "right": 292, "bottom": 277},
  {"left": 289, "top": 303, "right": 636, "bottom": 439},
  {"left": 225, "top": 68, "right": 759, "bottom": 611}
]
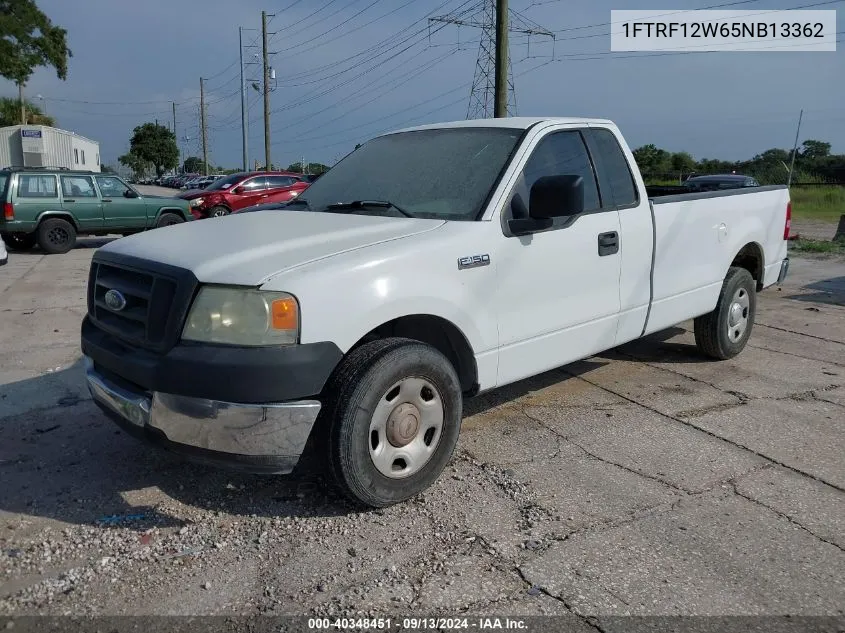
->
[{"left": 0, "top": 168, "right": 194, "bottom": 254}]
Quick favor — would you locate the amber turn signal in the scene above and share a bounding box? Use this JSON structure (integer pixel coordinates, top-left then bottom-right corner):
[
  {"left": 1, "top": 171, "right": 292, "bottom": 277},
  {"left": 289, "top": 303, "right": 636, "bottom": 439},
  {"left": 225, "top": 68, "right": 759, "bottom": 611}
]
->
[{"left": 271, "top": 297, "right": 298, "bottom": 331}]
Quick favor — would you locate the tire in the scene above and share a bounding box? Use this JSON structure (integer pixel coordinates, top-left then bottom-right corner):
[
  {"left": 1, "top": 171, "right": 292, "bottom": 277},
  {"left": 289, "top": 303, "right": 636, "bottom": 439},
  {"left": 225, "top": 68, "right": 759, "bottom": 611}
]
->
[
  {"left": 1, "top": 232, "right": 36, "bottom": 251},
  {"left": 320, "top": 338, "right": 463, "bottom": 508},
  {"left": 36, "top": 218, "right": 77, "bottom": 254},
  {"left": 207, "top": 206, "right": 229, "bottom": 218},
  {"left": 156, "top": 212, "right": 184, "bottom": 228},
  {"left": 694, "top": 266, "right": 756, "bottom": 360}
]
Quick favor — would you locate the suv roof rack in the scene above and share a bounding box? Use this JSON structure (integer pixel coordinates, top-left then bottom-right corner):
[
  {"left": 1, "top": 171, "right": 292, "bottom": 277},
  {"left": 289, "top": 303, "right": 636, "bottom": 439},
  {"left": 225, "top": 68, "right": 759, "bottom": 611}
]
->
[{"left": 1, "top": 166, "right": 97, "bottom": 174}]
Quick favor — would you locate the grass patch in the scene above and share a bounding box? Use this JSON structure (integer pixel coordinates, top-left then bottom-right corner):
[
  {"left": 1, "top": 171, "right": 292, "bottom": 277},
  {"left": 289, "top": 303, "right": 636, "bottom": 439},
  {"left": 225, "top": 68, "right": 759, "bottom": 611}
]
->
[
  {"left": 790, "top": 186, "right": 845, "bottom": 222},
  {"left": 789, "top": 237, "right": 845, "bottom": 254}
]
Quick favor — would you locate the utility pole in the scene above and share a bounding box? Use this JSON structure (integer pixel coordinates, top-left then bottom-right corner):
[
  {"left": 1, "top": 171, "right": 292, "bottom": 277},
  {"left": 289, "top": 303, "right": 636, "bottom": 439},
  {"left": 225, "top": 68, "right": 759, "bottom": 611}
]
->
[
  {"left": 172, "top": 101, "right": 179, "bottom": 171},
  {"left": 239, "top": 26, "right": 250, "bottom": 171},
  {"left": 262, "top": 10, "right": 271, "bottom": 171},
  {"left": 787, "top": 109, "right": 803, "bottom": 188},
  {"left": 494, "top": 0, "right": 508, "bottom": 118},
  {"left": 200, "top": 78, "right": 209, "bottom": 176},
  {"left": 430, "top": 1, "right": 552, "bottom": 119}
]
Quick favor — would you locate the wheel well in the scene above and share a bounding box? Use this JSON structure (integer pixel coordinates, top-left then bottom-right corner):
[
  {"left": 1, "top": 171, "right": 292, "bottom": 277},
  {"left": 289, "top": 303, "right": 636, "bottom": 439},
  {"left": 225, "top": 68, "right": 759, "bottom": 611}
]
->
[
  {"left": 731, "top": 242, "right": 764, "bottom": 291},
  {"left": 159, "top": 208, "right": 186, "bottom": 220},
  {"left": 37, "top": 212, "right": 78, "bottom": 230},
  {"left": 353, "top": 315, "right": 478, "bottom": 394}
]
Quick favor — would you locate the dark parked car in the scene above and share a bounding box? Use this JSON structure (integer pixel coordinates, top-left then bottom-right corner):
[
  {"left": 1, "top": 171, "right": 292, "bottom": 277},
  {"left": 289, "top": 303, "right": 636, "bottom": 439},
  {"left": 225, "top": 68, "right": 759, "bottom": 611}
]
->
[{"left": 683, "top": 174, "right": 760, "bottom": 191}]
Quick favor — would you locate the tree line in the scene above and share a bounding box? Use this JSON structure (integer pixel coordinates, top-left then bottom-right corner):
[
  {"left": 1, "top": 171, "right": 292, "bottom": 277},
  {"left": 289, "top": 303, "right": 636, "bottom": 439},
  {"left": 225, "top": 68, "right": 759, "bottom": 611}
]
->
[{"left": 633, "top": 140, "right": 844, "bottom": 185}]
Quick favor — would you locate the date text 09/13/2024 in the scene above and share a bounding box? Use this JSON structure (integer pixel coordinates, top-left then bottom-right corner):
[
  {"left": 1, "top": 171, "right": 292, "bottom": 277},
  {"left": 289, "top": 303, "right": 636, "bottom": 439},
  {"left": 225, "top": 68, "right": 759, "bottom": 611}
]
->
[{"left": 306, "top": 617, "right": 528, "bottom": 630}]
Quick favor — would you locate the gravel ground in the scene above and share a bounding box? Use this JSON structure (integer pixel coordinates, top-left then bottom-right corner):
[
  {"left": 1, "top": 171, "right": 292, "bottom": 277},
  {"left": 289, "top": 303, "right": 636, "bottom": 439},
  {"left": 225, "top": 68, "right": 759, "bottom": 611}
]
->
[{"left": 0, "top": 226, "right": 844, "bottom": 629}]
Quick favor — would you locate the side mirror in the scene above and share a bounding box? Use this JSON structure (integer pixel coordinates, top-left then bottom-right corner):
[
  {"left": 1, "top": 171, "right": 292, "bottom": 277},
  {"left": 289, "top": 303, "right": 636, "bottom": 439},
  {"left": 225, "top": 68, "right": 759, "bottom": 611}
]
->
[
  {"left": 124, "top": 189, "right": 139, "bottom": 198},
  {"left": 508, "top": 175, "right": 585, "bottom": 236},
  {"left": 232, "top": 186, "right": 244, "bottom": 195},
  {"left": 530, "top": 175, "right": 584, "bottom": 219}
]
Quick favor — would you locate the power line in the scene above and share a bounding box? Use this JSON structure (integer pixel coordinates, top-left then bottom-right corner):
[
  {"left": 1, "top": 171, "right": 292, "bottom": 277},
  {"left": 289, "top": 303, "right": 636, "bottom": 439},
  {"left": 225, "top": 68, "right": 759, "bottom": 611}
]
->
[
  {"left": 268, "top": 16, "right": 464, "bottom": 116},
  {"left": 269, "top": 0, "right": 387, "bottom": 56},
  {"left": 272, "top": 47, "right": 460, "bottom": 145},
  {"left": 269, "top": 0, "right": 475, "bottom": 84}
]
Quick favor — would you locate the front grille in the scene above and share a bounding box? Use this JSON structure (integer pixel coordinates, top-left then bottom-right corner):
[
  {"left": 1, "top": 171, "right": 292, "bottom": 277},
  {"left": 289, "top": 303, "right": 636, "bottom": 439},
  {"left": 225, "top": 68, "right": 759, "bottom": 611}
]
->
[{"left": 87, "top": 253, "right": 198, "bottom": 354}]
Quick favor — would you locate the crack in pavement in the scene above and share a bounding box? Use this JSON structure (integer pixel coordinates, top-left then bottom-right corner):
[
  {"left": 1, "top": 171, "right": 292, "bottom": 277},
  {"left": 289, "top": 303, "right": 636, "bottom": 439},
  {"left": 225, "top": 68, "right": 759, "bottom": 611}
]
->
[
  {"left": 756, "top": 322, "right": 845, "bottom": 346},
  {"left": 730, "top": 482, "right": 845, "bottom": 554},
  {"left": 560, "top": 371, "right": 845, "bottom": 495},
  {"left": 514, "top": 403, "right": 689, "bottom": 495},
  {"left": 514, "top": 566, "right": 606, "bottom": 631}
]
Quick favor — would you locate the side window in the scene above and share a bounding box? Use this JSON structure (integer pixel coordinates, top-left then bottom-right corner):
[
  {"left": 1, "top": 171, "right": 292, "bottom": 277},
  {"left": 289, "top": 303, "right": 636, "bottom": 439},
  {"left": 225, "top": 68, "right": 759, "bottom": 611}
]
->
[
  {"left": 240, "top": 177, "right": 267, "bottom": 191},
  {"left": 17, "top": 175, "right": 58, "bottom": 198},
  {"left": 96, "top": 176, "right": 131, "bottom": 198},
  {"left": 520, "top": 130, "right": 600, "bottom": 213},
  {"left": 589, "top": 128, "right": 638, "bottom": 207},
  {"left": 61, "top": 175, "right": 97, "bottom": 198},
  {"left": 267, "top": 176, "right": 296, "bottom": 188}
]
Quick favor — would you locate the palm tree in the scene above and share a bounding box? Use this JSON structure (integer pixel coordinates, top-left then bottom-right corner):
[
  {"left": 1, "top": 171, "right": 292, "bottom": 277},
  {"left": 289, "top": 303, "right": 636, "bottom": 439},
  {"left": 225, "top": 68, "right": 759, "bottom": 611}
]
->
[{"left": 0, "top": 97, "right": 56, "bottom": 127}]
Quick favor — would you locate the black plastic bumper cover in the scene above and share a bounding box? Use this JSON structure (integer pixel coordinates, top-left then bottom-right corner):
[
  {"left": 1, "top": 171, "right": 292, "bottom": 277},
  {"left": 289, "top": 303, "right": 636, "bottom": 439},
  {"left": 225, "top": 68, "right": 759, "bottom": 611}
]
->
[{"left": 81, "top": 316, "right": 343, "bottom": 404}]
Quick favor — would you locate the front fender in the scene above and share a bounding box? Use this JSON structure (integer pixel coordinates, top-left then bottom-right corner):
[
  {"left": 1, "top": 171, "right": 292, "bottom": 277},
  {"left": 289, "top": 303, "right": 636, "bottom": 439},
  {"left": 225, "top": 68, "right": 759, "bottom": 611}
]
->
[{"left": 155, "top": 206, "right": 191, "bottom": 221}]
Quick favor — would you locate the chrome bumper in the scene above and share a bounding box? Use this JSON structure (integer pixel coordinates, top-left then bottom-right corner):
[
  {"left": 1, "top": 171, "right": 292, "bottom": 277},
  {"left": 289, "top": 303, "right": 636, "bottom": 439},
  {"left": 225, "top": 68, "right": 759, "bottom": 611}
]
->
[
  {"left": 777, "top": 257, "right": 790, "bottom": 283},
  {"left": 84, "top": 356, "right": 321, "bottom": 473}
]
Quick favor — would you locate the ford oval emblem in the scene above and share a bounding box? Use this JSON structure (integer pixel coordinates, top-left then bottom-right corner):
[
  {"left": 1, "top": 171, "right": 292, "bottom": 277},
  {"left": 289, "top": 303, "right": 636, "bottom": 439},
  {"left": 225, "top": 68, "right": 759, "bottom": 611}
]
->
[{"left": 104, "top": 289, "right": 127, "bottom": 312}]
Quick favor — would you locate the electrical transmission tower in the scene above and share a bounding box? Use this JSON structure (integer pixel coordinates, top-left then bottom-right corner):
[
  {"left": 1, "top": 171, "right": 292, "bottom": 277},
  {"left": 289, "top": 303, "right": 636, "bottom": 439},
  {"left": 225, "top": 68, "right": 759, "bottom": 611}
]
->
[{"left": 430, "top": 0, "right": 554, "bottom": 119}]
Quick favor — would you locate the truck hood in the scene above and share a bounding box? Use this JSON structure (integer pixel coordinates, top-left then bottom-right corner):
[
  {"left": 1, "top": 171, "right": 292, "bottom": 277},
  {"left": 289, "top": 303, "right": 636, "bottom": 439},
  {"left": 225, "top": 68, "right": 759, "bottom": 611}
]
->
[{"left": 99, "top": 210, "right": 446, "bottom": 286}]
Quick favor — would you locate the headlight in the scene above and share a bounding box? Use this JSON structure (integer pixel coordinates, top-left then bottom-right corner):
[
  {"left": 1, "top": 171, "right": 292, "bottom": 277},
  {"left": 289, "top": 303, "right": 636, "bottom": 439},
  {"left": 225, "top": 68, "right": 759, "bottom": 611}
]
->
[
  {"left": 182, "top": 286, "right": 299, "bottom": 346},
  {"left": 189, "top": 197, "right": 204, "bottom": 207}
]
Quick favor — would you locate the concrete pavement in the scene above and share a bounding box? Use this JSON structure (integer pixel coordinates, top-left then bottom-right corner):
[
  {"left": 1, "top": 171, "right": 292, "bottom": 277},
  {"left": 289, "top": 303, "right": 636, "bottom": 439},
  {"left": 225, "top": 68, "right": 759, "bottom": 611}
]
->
[{"left": 0, "top": 241, "right": 843, "bottom": 626}]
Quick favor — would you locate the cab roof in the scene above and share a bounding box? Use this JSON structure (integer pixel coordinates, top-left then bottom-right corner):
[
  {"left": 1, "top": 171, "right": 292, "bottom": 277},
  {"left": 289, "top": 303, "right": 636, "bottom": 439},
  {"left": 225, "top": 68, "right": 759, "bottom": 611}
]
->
[{"left": 389, "top": 117, "right": 616, "bottom": 135}]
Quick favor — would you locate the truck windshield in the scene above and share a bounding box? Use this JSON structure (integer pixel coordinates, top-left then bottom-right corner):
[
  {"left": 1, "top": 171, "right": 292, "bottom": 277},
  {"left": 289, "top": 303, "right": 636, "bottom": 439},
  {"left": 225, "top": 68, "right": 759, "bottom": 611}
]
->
[{"left": 296, "top": 127, "right": 524, "bottom": 220}]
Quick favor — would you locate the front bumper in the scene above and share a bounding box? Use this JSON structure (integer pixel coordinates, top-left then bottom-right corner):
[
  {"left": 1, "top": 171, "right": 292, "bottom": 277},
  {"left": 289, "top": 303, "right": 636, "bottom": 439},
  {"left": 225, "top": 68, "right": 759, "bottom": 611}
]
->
[{"left": 85, "top": 356, "right": 321, "bottom": 474}]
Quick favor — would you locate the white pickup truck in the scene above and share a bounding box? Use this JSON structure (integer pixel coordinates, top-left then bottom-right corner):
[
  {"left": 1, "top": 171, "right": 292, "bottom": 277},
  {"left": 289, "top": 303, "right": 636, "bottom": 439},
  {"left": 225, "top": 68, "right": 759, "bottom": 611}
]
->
[{"left": 81, "top": 117, "right": 791, "bottom": 507}]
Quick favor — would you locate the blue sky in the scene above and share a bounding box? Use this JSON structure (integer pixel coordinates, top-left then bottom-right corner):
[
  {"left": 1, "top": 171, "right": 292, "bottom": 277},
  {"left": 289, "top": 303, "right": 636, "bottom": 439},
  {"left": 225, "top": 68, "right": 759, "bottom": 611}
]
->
[{"left": 3, "top": 0, "right": 842, "bottom": 169}]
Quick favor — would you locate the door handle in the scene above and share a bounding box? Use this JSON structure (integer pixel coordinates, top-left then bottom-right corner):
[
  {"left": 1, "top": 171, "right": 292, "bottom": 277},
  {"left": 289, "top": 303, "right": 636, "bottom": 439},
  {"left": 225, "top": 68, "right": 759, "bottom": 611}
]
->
[
  {"left": 64, "top": 199, "right": 76, "bottom": 202},
  {"left": 102, "top": 199, "right": 112, "bottom": 203},
  {"left": 598, "top": 231, "right": 619, "bottom": 256}
]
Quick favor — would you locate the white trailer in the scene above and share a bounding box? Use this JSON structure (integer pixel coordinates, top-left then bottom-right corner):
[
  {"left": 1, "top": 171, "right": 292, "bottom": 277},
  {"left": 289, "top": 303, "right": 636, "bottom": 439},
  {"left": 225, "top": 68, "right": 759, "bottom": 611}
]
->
[{"left": 0, "top": 125, "right": 100, "bottom": 172}]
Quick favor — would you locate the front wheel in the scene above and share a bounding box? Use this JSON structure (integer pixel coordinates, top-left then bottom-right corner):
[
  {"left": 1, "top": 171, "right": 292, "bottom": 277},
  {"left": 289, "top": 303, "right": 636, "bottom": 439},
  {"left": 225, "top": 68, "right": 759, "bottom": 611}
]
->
[
  {"left": 1, "top": 232, "right": 36, "bottom": 251},
  {"left": 156, "top": 212, "right": 185, "bottom": 228},
  {"left": 321, "top": 338, "right": 463, "bottom": 508},
  {"left": 207, "top": 206, "right": 229, "bottom": 218},
  {"left": 694, "top": 266, "right": 756, "bottom": 360},
  {"left": 36, "top": 218, "right": 77, "bottom": 254}
]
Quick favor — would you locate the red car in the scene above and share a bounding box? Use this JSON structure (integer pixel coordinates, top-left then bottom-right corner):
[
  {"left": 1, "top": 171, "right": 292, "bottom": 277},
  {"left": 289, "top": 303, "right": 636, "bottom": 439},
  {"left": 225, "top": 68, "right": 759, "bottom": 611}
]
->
[{"left": 179, "top": 171, "right": 309, "bottom": 219}]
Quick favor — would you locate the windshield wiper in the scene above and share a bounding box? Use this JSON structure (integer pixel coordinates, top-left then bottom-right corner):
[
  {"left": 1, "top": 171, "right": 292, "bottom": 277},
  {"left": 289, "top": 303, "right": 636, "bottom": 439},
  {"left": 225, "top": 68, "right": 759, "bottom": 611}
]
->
[{"left": 324, "top": 199, "right": 413, "bottom": 218}]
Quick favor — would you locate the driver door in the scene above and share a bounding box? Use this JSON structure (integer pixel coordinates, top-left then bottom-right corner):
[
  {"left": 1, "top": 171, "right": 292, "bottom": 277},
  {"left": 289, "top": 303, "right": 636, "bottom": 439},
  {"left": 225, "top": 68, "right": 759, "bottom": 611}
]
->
[
  {"left": 231, "top": 176, "right": 269, "bottom": 211},
  {"left": 95, "top": 176, "right": 148, "bottom": 229},
  {"left": 494, "top": 128, "right": 622, "bottom": 387}
]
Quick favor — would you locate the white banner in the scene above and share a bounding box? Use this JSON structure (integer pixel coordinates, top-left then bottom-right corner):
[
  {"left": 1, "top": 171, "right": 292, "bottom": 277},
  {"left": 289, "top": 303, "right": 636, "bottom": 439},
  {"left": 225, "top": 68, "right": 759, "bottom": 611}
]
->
[{"left": 610, "top": 10, "right": 837, "bottom": 51}]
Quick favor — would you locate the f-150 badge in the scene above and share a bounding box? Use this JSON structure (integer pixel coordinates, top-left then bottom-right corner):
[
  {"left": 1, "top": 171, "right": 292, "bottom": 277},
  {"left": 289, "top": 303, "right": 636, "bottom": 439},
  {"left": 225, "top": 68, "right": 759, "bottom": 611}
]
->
[{"left": 457, "top": 254, "right": 490, "bottom": 270}]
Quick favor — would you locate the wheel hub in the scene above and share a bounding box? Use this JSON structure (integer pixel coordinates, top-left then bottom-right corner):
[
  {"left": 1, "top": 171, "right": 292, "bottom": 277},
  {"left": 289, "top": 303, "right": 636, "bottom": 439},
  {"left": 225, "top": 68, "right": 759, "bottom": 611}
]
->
[
  {"left": 386, "top": 403, "right": 420, "bottom": 447},
  {"left": 728, "top": 302, "right": 743, "bottom": 327}
]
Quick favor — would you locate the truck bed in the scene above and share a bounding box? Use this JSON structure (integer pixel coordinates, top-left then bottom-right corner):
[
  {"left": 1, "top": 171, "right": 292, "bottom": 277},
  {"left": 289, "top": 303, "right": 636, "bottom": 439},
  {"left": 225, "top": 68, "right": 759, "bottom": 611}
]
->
[{"left": 646, "top": 184, "right": 786, "bottom": 202}]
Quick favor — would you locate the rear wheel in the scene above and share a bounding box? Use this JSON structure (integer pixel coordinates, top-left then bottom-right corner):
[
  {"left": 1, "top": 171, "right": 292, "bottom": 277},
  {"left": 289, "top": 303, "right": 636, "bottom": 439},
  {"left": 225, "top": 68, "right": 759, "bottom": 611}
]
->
[
  {"left": 156, "top": 212, "right": 184, "bottom": 228},
  {"left": 36, "top": 218, "right": 77, "bottom": 254},
  {"left": 320, "top": 338, "right": 463, "bottom": 508},
  {"left": 207, "top": 206, "right": 229, "bottom": 218},
  {"left": 1, "top": 232, "right": 36, "bottom": 251},
  {"left": 694, "top": 266, "right": 756, "bottom": 360}
]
